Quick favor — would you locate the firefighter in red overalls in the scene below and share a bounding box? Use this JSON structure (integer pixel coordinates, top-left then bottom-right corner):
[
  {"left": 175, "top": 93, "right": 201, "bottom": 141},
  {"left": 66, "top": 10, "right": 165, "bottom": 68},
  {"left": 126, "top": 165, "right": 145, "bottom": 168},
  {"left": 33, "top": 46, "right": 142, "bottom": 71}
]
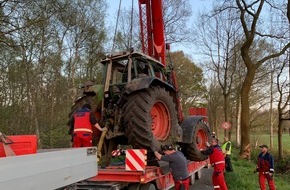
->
[
  {"left": 201, "top": 138, "right": 228, "bottom": 190},
  {"left": 256, "top": 144, "right": 276, "bottom": 190},
  {"left": 69, "top": 104, "right": 106, "bottom": 147}
]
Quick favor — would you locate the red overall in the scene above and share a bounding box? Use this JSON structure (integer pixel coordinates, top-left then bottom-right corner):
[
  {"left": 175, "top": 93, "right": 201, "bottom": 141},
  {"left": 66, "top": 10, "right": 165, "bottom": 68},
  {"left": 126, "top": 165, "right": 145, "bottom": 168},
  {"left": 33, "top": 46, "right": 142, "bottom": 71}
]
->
[
  {"left": 174, "top": 177, "right": 190, "bottom": 190},
  {"left": 257, "top": 153, "right": 276, "bottom": 190},
  {"left": 73, "top": 110, "right": 93, "bottom": 148},
  {"left": 209, "top": 146, "right": 228, "bottom": 190},
  {"left": 258, "top": 172, "right": 275, "bottom": 190}
]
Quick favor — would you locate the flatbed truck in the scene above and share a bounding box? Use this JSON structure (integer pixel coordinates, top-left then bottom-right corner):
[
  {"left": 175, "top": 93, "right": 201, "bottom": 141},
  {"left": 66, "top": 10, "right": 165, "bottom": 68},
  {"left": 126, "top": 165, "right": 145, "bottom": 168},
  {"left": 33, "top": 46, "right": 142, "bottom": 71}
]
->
[
  {"left": 0, "top": 133, "right": 208, "bottom": 190},
  {"left": 68, "top": 154, "right": 208, "bottom": 190}
]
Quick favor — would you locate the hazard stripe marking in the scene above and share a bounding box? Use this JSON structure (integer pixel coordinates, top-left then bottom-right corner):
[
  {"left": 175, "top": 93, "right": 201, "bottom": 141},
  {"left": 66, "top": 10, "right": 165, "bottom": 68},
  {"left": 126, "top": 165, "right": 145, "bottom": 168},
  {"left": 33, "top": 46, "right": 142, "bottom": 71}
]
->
[
  {"left": 127, "top": 151, "right": 143, "bottom": 170},
  {"left": 125, "top": 149, "right": 146, "bottom": 171}
]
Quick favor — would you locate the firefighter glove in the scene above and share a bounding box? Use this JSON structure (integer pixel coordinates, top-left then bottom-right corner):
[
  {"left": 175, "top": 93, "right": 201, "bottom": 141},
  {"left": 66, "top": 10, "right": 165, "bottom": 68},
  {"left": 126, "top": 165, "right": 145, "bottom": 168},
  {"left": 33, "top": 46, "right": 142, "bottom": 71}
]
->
[{"left": 205, "top": 142, "right": 210, "bottom": 147}]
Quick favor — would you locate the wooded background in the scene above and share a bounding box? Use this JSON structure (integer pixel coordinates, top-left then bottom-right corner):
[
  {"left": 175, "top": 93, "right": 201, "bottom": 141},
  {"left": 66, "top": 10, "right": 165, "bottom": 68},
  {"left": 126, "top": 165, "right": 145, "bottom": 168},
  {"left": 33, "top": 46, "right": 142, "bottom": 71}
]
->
[{"left": 0, "top": 0, "right": 289, "bottom": 160}]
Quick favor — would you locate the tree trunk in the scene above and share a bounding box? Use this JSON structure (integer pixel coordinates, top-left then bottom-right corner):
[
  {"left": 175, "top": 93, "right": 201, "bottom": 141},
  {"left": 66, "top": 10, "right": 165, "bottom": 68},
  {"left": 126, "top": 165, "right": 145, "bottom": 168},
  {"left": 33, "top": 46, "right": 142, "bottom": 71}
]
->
[
  {"left": 270, "top": 67, "right": 274, "bottom": 148},
  {"left": 277, "top": 115, "right": 283, "bottom": 161},
  {"left": 288, "top": 0, "right": 290, "bottom": 23},
  {"left": 224, "top": 95, "right": 229, "bottom": 138},
  {"left": 236, "top": 98, "right": 241, "bottom": 147},
  {"left": 239, "top": 67, "right": 256, "bottom": 155}
]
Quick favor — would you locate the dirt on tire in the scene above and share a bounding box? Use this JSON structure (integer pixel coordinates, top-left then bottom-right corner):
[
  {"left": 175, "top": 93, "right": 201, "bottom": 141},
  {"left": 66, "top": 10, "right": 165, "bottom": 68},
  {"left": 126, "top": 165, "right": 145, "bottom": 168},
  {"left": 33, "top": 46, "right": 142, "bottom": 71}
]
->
[
  {"left": 187, "top": 120, "right": 211, "bottom": 161},
  {"left": 123, "top": 86, "right": 178, "bottom": 149}
]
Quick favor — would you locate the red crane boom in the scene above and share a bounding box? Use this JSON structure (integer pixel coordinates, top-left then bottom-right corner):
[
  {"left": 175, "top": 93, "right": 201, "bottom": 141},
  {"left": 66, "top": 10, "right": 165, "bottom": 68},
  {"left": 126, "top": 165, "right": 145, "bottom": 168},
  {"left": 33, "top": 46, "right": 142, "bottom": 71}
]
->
[
  {"left": 138, "top": 0, "right": 184, "bottom": 121},
  {"left": 138, "top": 0, "right": 166, "bottom": 66}
]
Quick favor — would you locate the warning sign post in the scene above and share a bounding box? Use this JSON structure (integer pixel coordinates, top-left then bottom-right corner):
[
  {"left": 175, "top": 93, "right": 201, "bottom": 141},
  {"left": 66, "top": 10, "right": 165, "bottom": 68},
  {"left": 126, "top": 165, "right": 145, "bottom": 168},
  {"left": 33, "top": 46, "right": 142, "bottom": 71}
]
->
[{"left": 222, "top": 122, "right": 231, "bottom": 130}]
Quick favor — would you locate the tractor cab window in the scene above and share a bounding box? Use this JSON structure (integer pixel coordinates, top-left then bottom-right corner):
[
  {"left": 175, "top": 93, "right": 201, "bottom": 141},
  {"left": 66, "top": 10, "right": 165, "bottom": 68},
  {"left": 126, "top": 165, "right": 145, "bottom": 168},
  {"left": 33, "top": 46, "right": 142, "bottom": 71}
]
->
[
  {"left": 110, "top": 60, "right": 128, "bottom": 85},
  {"left": 111, "top": 67, "right": 124, "bottom": 84},
  {"left": 153, "top": 67, "right": 164, "bottom": 80},
  {"left": 134, "top": 58, "right": 151, "bottom": 78}
]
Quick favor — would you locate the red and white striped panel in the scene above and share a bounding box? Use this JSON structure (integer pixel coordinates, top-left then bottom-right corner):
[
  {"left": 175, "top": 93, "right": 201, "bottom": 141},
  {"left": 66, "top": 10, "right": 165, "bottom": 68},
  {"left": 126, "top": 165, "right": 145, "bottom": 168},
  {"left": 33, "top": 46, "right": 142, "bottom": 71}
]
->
[
  {"left": 111, "top": 149, "right": 121, "bottom": 157},
  {"left": 125, "top": 149, "right": 147, "bottom": 171}
]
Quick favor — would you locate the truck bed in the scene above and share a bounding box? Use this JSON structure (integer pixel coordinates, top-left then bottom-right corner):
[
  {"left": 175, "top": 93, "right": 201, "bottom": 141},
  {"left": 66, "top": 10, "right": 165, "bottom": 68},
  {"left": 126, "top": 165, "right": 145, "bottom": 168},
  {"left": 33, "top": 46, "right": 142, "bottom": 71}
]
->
[{"left": 71, "top": 159, "right": 208, "bottom": 190}]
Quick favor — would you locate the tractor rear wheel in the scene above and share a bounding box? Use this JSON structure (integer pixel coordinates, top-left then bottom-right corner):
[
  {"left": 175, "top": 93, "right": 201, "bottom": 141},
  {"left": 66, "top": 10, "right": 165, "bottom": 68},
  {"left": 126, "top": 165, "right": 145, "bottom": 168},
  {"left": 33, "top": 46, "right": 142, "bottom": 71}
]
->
[
  {"left": 123, "top": 86, "right": 177, "bottom": 149},
  {"left": 187, "top": 120, "right": 211, "bottom": 161}
]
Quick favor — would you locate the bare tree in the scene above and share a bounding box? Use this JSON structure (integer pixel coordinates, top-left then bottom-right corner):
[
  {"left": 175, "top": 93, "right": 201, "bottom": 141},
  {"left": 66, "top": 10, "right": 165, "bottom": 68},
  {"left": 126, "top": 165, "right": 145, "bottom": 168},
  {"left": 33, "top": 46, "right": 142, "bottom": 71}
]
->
[
  {"left": 0, "top": 0, "right": 107, "bottom": 148},
  {"left": 194, "top": 0, "right": 289, "bottom": 150},
  {"left": 207, "top": 76, "right": 223, "bottom": 134},
  {"left": 111, "top": 0, "right": 192, "bottom": 52},
  {"left": 59, "top": 0, "right": 107, "bottom": 101},
  {"left": 163, "top": 0, "right": 192, "bottom": 44},
  {"left": 276, "top": 54, "right": 290, "bottom": 160},
  {"left": 194, "top": 1, "right": 243, "bottom": 141},
  {"left": 236, "top": 0, "right": 290, "bottom": 155},
  {"left": 0, "top": 0, "right": 45, "bottom": 47},
  {"left": 110, "top": 8, "right": 140, "bottom": 52}
]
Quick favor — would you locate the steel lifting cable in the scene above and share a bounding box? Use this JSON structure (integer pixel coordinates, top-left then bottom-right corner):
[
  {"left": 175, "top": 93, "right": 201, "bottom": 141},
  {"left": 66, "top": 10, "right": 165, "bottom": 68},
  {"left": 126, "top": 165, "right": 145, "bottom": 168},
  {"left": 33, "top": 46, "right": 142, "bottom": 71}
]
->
[
  {"left": 111, "top": 0, "right": 122, "bottom": 54},
  {"left": 128, "top": 0, "right": 134, "bottom": 49}
]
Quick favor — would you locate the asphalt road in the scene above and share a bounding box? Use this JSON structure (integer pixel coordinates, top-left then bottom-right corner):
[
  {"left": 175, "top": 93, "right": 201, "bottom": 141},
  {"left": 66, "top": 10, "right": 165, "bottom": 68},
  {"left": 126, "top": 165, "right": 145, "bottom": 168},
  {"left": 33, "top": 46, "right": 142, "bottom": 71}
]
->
[
  {"left": 190, "top": 167, "right": 214, "bottom": 190},
  {"left": 169, "top": 167, "right": 214, "bottom": 190}
]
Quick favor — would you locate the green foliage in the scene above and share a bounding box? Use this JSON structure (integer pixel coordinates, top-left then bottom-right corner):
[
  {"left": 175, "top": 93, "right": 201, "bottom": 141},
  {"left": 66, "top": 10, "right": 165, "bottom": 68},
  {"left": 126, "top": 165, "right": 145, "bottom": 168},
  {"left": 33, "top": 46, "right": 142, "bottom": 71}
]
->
[
  {"left": 169, "top": 51, "right": 207, "bottom": 113},
  {"left": 0, "top": 0, "right": 108, "bottom": 149},
  {"left": 41, "top": 124, "right": 71, "bottom": 148}
]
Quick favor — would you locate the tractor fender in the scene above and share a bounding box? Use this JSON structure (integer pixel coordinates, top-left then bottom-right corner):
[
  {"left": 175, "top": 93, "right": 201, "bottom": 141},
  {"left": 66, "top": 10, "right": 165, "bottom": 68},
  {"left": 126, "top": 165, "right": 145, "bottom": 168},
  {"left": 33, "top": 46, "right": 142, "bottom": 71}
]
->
[
  {"left": 124, "top": 77, "right": 175, "bottom": 94},
  {"left": 180, "top": 116, "right": 209, "bottom": 144}
]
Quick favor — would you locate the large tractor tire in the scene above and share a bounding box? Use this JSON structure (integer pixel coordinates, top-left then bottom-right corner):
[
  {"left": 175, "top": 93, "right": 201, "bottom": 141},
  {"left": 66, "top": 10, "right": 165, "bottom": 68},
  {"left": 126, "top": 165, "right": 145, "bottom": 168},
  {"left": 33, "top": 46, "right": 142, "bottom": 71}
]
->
[
  {"left": 187, "top": 120, "right": 211, "bottom": 161},
  {"left": 123, "top": 86, "right": 178, "bottom": 150},
  {"left": 67, "top": 95, "right": 95, "bottom": 118}
]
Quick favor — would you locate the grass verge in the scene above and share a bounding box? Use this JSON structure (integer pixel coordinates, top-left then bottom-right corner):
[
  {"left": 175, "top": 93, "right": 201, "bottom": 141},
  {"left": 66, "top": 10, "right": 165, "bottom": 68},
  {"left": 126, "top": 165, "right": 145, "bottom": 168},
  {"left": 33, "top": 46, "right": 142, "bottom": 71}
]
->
[{"left": 225, "top": 148, "right": 290, "bottom": 189}]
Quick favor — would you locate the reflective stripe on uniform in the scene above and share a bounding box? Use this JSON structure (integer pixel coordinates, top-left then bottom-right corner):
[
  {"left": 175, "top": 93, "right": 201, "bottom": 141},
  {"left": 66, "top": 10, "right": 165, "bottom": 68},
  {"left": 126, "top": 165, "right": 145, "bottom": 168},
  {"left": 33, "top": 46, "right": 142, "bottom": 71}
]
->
[
  {"left": 74, "top": 128, "right": 92, "bottom": 133},
  {"left": 214, "top": 185, "right": 220, "bottom": 189},
  {"left": 269, "top": 168, "right": 274, "bottom": 172},
  {"left": 212, "top": 160, "right": 225, "bottom": 166}
]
